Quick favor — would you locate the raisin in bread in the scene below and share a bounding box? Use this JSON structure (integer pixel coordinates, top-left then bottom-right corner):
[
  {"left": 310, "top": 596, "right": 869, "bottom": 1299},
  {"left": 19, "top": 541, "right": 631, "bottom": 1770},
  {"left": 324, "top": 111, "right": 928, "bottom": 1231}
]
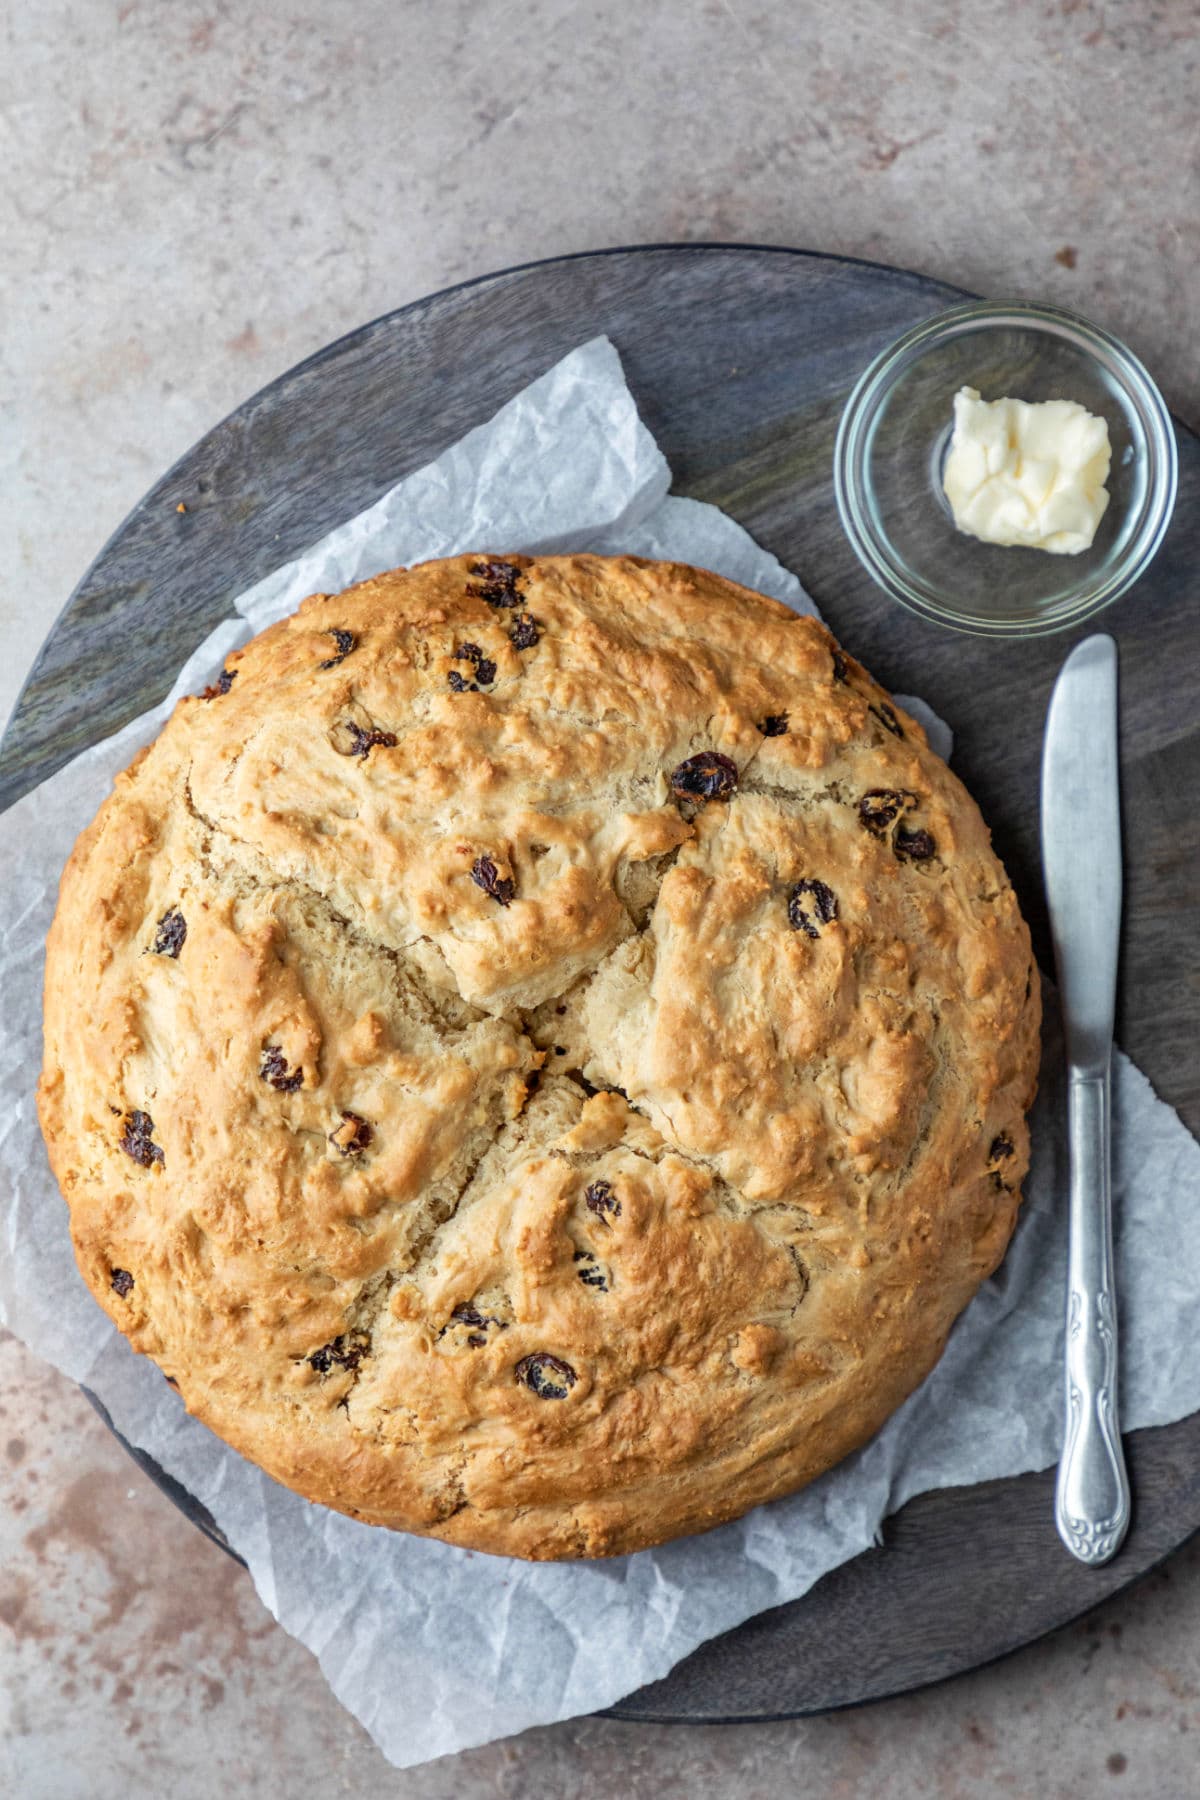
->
[{"left": 39, "top": 555, "right": 1040, "bottom": 1559}]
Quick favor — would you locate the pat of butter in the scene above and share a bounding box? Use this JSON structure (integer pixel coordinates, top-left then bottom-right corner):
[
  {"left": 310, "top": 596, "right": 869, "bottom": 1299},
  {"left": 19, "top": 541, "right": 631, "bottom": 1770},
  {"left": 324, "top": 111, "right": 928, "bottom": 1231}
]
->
[{"left": 942, "top": 387, "right": 1112, "bottom": 554}]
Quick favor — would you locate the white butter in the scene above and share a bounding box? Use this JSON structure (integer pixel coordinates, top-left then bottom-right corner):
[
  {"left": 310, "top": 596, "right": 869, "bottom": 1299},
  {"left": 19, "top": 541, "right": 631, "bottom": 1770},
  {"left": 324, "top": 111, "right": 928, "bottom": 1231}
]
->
[{"left": 942, "top": 387, "right": 1111, "bottom": 554}]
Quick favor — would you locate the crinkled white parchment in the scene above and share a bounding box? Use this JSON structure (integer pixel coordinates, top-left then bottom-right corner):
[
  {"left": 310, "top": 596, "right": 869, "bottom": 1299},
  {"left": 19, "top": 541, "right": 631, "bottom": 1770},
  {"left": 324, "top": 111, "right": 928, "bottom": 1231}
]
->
[{"left": 1, "top": 337, "right": 1197, "bottom": 1770}]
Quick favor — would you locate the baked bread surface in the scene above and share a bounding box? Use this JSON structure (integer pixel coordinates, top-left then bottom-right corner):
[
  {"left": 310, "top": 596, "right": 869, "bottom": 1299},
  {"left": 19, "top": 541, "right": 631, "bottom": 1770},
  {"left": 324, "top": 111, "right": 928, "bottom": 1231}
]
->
[{"left": 39, "top": 554, "right": 1040, "bottom": 1558}]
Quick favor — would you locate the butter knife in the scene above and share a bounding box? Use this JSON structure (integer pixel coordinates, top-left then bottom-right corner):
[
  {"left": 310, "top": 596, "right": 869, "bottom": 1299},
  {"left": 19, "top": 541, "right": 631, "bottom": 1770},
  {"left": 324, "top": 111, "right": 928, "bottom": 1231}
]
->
[{"left": 1041, "top": 632, "right": 1130, "bottom": 1566}]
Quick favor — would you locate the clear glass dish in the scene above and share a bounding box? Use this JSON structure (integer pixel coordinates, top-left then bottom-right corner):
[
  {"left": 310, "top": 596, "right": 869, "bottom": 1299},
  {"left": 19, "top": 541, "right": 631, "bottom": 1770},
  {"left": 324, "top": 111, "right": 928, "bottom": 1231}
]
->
[{"left": 833, "top": 300, "right": 1178, "bottom": 636}]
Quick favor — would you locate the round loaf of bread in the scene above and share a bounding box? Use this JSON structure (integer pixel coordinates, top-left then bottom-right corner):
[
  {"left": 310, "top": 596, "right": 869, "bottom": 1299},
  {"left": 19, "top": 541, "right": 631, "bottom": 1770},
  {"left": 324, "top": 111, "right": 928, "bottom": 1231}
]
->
[{"left": 39, "top": 554, "right": 1040, "bottom": 1559}]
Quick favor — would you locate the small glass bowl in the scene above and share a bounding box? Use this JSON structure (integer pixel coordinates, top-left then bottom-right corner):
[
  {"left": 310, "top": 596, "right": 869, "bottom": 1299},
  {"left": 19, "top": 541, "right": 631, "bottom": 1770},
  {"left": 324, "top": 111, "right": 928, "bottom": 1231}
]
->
[{"left": 833, "top": 300, "right": 1178, "bottom": 636}]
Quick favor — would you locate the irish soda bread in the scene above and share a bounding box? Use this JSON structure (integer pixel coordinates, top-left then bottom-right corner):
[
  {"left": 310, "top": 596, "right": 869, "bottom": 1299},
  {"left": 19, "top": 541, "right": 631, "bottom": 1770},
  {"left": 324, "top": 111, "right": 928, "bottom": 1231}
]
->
[{"left": 39, "top": 554, "right": 1040, "bottom": 1559}]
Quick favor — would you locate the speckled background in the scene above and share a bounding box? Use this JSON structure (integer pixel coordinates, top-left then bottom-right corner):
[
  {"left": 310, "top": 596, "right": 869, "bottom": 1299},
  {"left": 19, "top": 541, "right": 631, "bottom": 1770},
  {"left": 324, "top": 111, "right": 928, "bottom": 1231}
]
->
[{"left": 3, "top": 3, "right": 1199, "bottom": 1794}]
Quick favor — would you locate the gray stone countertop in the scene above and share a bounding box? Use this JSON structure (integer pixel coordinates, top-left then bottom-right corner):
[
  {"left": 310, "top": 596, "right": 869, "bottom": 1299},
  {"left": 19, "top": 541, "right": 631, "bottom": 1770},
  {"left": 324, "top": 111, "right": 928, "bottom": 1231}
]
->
[{"left": 2, "top": 3, "right": 1198, "bottom": 1794}]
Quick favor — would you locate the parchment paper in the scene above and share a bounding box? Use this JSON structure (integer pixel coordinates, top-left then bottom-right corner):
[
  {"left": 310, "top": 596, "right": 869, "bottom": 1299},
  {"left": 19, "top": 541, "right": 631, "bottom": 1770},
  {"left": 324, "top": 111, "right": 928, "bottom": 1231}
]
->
[{"left": 2, "top": 337, "right": 1198, "bottom": 1770}]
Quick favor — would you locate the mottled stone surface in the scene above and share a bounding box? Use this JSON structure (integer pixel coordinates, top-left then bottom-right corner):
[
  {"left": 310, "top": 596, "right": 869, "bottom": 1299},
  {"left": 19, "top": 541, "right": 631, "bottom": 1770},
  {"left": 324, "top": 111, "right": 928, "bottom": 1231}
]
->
[
  {"left": 2, "top": 1330, "right": 1198, "bottom": 1795},
  {"left": 2, "top": 1, "right": 1199, "bottom": 1793}
]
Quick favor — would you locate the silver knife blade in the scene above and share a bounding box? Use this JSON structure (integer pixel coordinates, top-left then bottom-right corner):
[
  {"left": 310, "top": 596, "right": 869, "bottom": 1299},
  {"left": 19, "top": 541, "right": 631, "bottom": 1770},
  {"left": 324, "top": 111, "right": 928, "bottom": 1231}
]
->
[{"left": 1041, "top": 634, "right": 1121, "bottom": 1072}]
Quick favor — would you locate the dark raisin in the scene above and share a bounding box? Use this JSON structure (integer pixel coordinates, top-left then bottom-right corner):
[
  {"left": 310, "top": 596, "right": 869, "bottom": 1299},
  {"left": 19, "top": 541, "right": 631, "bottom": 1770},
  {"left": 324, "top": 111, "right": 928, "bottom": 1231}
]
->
[
  {"left": 669, "top": 752, "right": 739, "bottom": 803},
  {"left": 858, "top": 789, "right": 907, "bottom": 835},
  {"left": 989, "top": 1134, "right": 1015, "bottom": 1164},
  {"left": 585, "top": 1180, "right": 621, "bottom": 1223},
  {"left": 451, "top": 642, "right": 497, "bottom": 688},
  {"left": 319, "top": 629, "right": 357, "bottom": 670},
  {"left": 894, "top": 826, "right": 936, "bottom": 862},
  {"left": 202, "top": 667, "right": 237, "bottom": 699},
  {"left": 448, "top": 643, "right": 493, "bottom": 691},
  {"left": 110, "top": 1268, "right": 134, "bottom": 1298},
  {"left": 343, "top": 722, "right": 397, "bottom": 759},
  {"left": 758, "top": 714, "right": 789, "bottom": 737},
  {"left": 308, "top": 1332, "right": 369, "bottom": 1375},
  {"left": 509, "top": 612, "right": 541, "bottom": 650},
  {"left": 515, "top": 1353, "right": 577, "bottom": 1400},
  {"left": 554, "top": 1045, "right": 567, "bottom": 1056},
  {"left": 870, "top": 702, "right": 904, "bottom": 738},
  {"left": 832, "top": 648, "right": 849, "bottom": 683},
  {"left": 471, "top": 855, "right": 516, "bottom": 907},
  {"left": 468, "top": 558, "right": 524, "bottom": 608},
  {"left": 260, "top": 1045, "right": 303, "bottom": 1092},
  {"left": 440, "top": 1301, "right": 508, "bottom": 1341},
  {"left": 329, "top": 1111, "right": 373, "bottom": 1157},
  {"left": 575, "top": 1251, "right": 609, "bottom": 1292},
  {"left": 118, "top": 1110, "right": 163, "bottom": 1169},
  {"left": 152, "top": 908, "right": 187, "bottom": 958},
  {"left": 449, "top": 1303, "right": 489, "bottom": 1331},
  {"left": 787, "top": 879, "right": 839, "bottom": 939},
  {"left": 470, "top": 558, "right": 523, "bottom": 584}
]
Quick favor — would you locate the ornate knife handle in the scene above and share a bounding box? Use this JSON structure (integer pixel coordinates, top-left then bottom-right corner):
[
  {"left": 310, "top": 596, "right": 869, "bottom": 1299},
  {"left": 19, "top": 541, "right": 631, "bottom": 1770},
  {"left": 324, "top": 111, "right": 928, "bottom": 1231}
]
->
[{"left": 1055, "top": 1067, "right": 1131, "bottom": 1565}]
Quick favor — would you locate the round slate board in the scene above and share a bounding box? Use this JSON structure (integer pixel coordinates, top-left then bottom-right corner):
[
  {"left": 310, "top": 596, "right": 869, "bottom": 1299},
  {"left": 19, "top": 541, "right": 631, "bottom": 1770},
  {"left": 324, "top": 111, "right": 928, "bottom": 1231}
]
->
[{"left": 7, "top": 246, "right": 1199, "bottom": 1723}]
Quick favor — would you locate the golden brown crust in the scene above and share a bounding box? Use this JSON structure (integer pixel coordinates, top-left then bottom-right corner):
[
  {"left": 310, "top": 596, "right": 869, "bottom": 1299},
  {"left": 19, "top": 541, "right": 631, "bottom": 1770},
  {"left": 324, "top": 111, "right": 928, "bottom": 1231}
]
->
[{"left": 39, "top": 554, "right": 1040, "bottom": 1559}]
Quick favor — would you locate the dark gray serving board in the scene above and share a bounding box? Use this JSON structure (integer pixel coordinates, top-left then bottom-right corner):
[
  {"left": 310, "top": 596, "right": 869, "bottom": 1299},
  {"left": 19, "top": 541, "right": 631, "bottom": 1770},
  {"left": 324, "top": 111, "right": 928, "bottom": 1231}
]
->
[{"left": 5, "top": 246, "right": 1199, "bottom": 1723}]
